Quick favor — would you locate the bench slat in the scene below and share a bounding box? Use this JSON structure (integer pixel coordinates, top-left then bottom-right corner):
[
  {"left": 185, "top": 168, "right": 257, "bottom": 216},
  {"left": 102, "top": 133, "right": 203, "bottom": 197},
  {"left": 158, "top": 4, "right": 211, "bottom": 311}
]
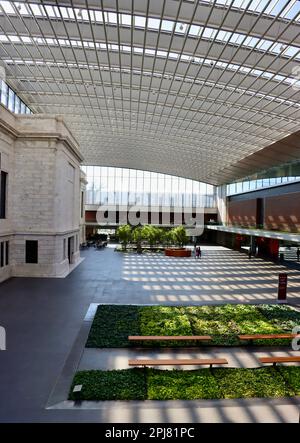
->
[
  {"left": 239, "top": 334, "right": 299, "bottom": 340},
  {"left": 259, "top": 356, "right": 300, "bottom": 364},
  {"left": 128, "top": 358, "right": 228, "bottom": 367},
  {"left": 128, "top": 336, "right": 211, "bottom": 341}
]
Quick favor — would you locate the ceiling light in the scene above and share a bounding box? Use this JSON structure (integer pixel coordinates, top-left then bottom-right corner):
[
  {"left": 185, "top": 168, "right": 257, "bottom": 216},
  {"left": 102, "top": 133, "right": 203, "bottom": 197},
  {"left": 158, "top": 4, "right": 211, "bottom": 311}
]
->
[
  {"left": 78, "top": 10, "right": 83, "bottom": 18},
  {"left": 179, "top": 24, "right": 184, "bottom": 31}
]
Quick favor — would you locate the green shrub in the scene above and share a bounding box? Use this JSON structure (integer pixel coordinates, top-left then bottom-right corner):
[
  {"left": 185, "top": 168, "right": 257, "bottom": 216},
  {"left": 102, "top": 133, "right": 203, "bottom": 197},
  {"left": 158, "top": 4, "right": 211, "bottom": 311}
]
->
[
  {"left": 278, "top": 367, "right": 300, "bottom": 395},
  {"left": 213, "top": 367, "right": 294, "bottom": 399},
  {"left": 69, "top": 369, "right": 146, "bottom": 401},
  {"left": 139, "top": 306, "right": 193, "bottom": 346},
  {"left": 147, "top": 369, "right": 221, "bottom": 400},
  {"left": 86, "top": 305, "right": 140, "bottom": 348}
]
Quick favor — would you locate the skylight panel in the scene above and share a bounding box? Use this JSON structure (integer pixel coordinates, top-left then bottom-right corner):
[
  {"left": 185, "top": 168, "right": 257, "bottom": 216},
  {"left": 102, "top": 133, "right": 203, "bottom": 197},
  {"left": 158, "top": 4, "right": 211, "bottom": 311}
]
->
[
  {"left": 256, "top": 40, "right": 273, "bottom": 51},
  {"left": 107, "top": 12, "right": 117, "bottom": 24},
  {"left": 14, "top": 2, "right": 28, "bottom": 14},
  {"left": 264, "top": 0, "right": 285, "bottom": 16},
  {"left": 181, "top": 54, "right": 191, "bottom": 61},
  {"left": 157, "top": 50, "right": 168, "bottom": 57},
  {"left": 60, "top": 7, "right": 70, "bottom": 19},
  {"left": 203, "top": 28, "right": 217, "bottom": 39},
  {"left": 230, "top": 33, "right": 245, "bottom": 45},
  {"left": 273, "top": 74, "right": 286, "bottom": 82},
  {"left": 44, "top": 5, "right": 58, "bottom": 18},
  {"left": 261, "top": 71, "right": 273, "bottom": 79},
  {"left": 248, "top": 0, "right": 269, "bottom": 13},
  {"left": 21, "top": 36, "right": 32, "bottom": 43},
  {"left": 243, "top": 36, "right": 260, "bottom": 47},
  {"left": 175, "top": 22, "right": 188, "bottom": 34},
  {"left": 135, "top": 15, "right": 146, "bottom": 28},
  {"left": 145, "top": 49, "right": 155, "bottom": 56},
  {"left": 161, "top": 20, "right": 174, "bottom": 32},
  {"left": 280, "top": 0, "right": 300, "bottom": 20},
  {"left": 216, "top": 30, "right": 231, "bottom": 42},
  {"left": 189, "top": 25, "right": 202, "bottom": 36},
  {"left": 0, "top": 34, "right": 8, "bottom": 42},
  {"left": 0, "top": 1, "right": 14, "bottom": 14},
  {"left": 120, "top": 14, "right": 131, "bottom": 26},
  {"left": 133, "top": 47, "right": 143, "bottom": 54},
  {"left": 284, "top": 46, "right": 300, "bottom": 57},
  {"left": 148, "top": 18, "right": 161, "bottom": 30},
  {"left": 94, "top": 10, "right": 103, "bottom": 22},
  {"left": 30, "top": 4, "right": 46, "bottom": 17},
  {"left": 9, "top": 35, "right": 20, "bottom": 42}
]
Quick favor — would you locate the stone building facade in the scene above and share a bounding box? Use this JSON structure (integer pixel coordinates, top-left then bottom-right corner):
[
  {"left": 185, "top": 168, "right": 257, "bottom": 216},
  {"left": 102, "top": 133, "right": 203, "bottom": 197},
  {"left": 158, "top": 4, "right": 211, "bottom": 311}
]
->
[{"left": 0, "top": 106, "right": 84, "bottom": 283}]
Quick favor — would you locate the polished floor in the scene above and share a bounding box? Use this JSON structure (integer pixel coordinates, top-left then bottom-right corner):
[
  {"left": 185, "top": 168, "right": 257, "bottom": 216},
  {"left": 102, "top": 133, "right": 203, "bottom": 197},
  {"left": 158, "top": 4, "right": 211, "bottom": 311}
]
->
[{"left": 0, "top": 245, "right": 299, "bottom": 422}]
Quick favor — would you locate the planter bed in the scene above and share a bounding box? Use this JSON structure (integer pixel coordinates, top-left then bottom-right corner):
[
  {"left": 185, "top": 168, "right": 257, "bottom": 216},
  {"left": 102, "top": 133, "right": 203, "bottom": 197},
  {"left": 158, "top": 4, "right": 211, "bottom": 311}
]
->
[
  {"left": 165, "top": 248, "right": 192, "bottom": 257},
  {"left": 69, "top": 367, "right": 300, "bottom": 401},
  {"left": 86, "top": 304, "right": 300, "bottom": 348}
]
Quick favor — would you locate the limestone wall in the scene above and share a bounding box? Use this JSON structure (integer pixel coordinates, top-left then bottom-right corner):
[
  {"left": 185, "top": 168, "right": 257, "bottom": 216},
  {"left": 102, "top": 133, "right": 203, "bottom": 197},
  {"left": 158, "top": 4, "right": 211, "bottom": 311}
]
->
[{"left": 0, "top": 105, "right": 84, "bottom": 282}]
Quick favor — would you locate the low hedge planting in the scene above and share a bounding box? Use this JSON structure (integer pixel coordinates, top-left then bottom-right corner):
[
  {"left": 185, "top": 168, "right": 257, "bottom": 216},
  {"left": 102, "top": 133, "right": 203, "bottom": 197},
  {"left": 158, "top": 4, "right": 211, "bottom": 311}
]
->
[
  {"left": 86, "top": 304, "right": 300, "bottom": 348},
  {"left": 69, "top": 369, "right": 146, "bottom": 401},
  {"left": 69, "top": 367, "right": 300, "bottom": 401},
  {"left": 278, "top": 367, "right": 300, "bottom": 395}
]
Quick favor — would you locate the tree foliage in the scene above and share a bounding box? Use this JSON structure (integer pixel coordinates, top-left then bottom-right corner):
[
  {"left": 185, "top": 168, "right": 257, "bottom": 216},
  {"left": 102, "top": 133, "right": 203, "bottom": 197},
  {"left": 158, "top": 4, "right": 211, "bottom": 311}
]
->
[{"left": 117, "top": 224, "right": 132, "bottom": 250}]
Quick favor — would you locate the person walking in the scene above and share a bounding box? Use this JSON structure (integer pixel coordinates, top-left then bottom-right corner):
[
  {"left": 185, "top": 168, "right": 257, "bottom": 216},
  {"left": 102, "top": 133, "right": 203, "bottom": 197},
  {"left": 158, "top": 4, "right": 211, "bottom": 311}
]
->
[
  {"left": 195, "top": 246, "right": 200, "bottom": 259},
  {"left": 297, "top": 247, "right": 300, "bottom": 262},
  {"left": 198, "top": 246, "right": 202, "bottom": 259}
]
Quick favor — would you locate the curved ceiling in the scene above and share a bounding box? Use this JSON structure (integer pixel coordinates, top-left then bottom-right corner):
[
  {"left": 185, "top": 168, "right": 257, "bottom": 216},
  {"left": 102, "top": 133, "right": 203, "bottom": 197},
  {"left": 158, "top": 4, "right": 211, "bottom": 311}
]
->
[{"left": 1, "top": 0, "right": 300, "bottom": 185}]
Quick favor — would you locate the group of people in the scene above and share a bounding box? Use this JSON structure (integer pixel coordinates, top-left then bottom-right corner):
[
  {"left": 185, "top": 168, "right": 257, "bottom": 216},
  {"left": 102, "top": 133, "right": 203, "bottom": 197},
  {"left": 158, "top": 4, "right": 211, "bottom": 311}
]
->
[{"left": 194, "top": 245, "right": 202, "bottom": 259}]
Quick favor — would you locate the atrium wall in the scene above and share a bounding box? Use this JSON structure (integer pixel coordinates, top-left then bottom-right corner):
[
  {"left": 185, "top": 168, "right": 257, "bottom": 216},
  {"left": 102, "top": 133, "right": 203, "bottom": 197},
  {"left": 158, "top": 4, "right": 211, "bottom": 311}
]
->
[
  {"left": 0, "top": 106, "right": 84, "bottom": 282},
  {"left": 227, "top": 181, "right": 300, "bottom": 232}
]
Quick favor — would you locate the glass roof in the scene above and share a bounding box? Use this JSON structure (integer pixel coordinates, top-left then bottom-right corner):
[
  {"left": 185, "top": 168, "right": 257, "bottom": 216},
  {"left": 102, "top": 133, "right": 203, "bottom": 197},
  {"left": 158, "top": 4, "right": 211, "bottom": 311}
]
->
[{"left": 0, "top": 0, "right": 299, "bottom": 185}]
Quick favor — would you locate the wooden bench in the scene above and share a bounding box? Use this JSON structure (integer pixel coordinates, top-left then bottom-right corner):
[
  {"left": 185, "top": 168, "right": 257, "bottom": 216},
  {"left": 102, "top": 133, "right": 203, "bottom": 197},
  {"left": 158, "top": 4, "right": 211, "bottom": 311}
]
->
[
  {"left": 128, "top": 358, "right": 228, "bottom": 369},
  {"left": 259, "top": 356, "right": 300, "bottom": 367},
  {"left": 238, "top": 334, "right": 299, "bottom": 344},
  {"left": 128, "top": 335, "right": 212, "bottom": 343}
]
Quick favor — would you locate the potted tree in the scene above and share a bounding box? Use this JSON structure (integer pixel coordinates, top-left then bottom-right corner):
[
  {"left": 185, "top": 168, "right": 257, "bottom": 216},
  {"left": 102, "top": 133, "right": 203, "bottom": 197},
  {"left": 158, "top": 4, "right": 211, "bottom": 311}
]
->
[
  {"left": 116, "top": 225, "right": 132, "bottom": 251},
  {"left": 165, "top": 226, "right": 191, "bottom": 257}
]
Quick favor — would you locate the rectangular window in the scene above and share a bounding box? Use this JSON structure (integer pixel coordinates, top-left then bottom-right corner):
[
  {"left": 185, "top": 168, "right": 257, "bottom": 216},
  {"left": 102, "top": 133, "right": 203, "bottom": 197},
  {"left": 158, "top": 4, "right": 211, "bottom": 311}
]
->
[
  {"left": 5, "top": 241, "right": 9, "bottom": 266},
  {"left": 8, "top": 88, "right": 15, "bottom": 112},
  {"left": 81, "top": 191, "right": 84, "bottom": 218},
  {"left": 0, "top": 81, "right": 8, "bottom": 107},
  {"left": 20, "top": 101, "right": 26, "bottom": 114},
  {"left": 25, "top": 240, "right": 38, "bottom": 264},
  {"left": 0, "top": 242, "right": 3, "bottom": 267},
  {"left": 14, "top": 95, "right": 21, "bottom": 114},
  {"left": 0, "top": 171, "right": 7, "bottom": 219}
]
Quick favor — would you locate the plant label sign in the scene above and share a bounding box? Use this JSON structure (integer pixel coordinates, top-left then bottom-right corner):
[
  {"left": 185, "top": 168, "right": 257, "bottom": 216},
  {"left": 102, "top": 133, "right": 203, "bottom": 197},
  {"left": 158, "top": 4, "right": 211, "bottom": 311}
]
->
[{"left": 278, "top": 273, "right": 288, "bottom": 303}]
